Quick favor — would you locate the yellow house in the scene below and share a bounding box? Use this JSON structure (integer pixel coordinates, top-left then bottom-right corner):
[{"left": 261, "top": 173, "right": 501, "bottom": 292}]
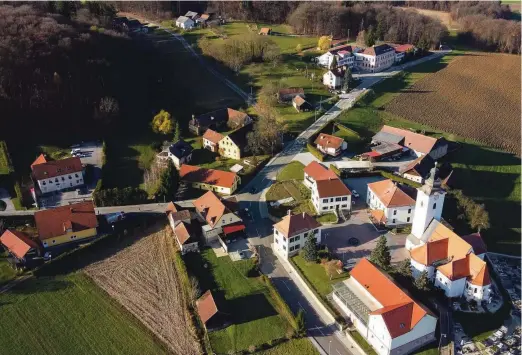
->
[
  {"left": 218, "top": 125, "right": 252, "bottom": 160},
  {"left": 34, "top": 201, "right": 98, "bottom": 248}
]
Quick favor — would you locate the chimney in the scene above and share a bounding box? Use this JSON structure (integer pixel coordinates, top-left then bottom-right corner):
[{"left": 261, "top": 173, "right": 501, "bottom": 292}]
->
[
  {"left": 302, "top": 212, "right": 305, "bottom": 218},
  {"left": 287, "top": 209, "right": 291, "bottom": 216}
]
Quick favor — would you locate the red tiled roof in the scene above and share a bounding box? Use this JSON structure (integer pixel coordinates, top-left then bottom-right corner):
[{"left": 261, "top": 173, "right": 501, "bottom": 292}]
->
[
  {"left": 367, "top": 179, "right": 416, "bottom": 207},
  {"left": 461, "top": 232, "right": 487, "bottom": 255},
  {"left": 31, "top": 157, "right": 83, "bottom": 181},
  {"left": 259, "top": 27, "right": 271, "bottom": 35},
  {"left": 278, "top": 87, "right": 304, "bottom": 97},
  {"left": 193, "top": 191, "right": 227, "bottom": 227},
  {"left": 274, "top": 212, "right": 321, "bottom": 238},
  {"left": 197, "top": 290, "right": 218, "bottom": 324},
  {"left": 0, "top": 230, "right": 40, "bottom": 259},
  {"left": 165, "top": 202, "right": 179, "bottom": 214},
  {"left": 316, "top": 179, "right": 351, "bottom": 198},
  {"left": 379, "top": 125, "right": 437, "bottom": 155},
  {"left": 392, "top": 44, "right": 415, "bottom": 53},
  {"left": 31, "top": 154, "right": 47, "bottom": 167},
  {"left": 34, "top": 201, "right": 98, "bottom": 241},
  {"left": 370, "top": 209, "right": 386, "bottom": 224},
  {"left": 314, "top": 133, "right": 344, "bottom": 150},
  {"left": 351, "top": 259, "right": 429, "bottom": 338},
  {"left": 303, "top": 161, "right": 337, "bottom": 181},
  {"left": 180, "top": 164, "right": 238, "bottom": 189},
  {"left": 203, "top": 129, "right": 224, "bottom": 144},
  {"left": 174, "top": 221, "right": 195, "bottom": 245}
]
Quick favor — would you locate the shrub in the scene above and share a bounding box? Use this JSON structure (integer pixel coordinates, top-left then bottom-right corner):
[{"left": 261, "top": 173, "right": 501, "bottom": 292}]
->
[
  {"left": 306, "top": 143, "right": 325, "bottom": 162},
  {"left": 330, "top": 164, "right": 341, "bottom": 176}
]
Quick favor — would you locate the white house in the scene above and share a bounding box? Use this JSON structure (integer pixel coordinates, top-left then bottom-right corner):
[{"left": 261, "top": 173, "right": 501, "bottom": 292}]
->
[
  {"left": 332, "top": 258, "right": 438, "bottom": 355},
  {"left": 176, "top": 16, "right": 195, "bottom": 30},
  {"left": 406, "top": 166, "right": 492, "bottom": 302},
  {"left": 314, "top": 133, "right": 347, "bottom": 157},
  {"left": 192, "top": 191, "right": 243, "bottom": 241},
  {"left": 303, "top": 161, "right": 352, "bottom": 214},
  {"left": 31, "top": 155, "right": 84, "bottom": 194},
  {"left": 354, "top": 44, "right": 396, "bottom": 73},
  {"left": 323, "top": 67, "right": 345, "bottom": 89},
  {"left": 273, "top": 212, "right": 321, "bottom": 259},
  {"left": 367, "top": 179, "right": 416, "bottom": 227},
  {"left": 168, "top": 140, "right": 193, "bottom": 169},
  {"left": 166, "top": 202, "right": 199, "bottom": 254},
  {"left": 316, "top": 44, "right": 355, "bottom": 68}
]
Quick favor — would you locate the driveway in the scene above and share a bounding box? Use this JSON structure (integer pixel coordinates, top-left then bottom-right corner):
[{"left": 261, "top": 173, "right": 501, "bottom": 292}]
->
[
  {"left": 0, "top": 188, "right": 14, "bottom": 212},
  {"left": 343, "top": 175, "right": 386, "bottom": 209}
]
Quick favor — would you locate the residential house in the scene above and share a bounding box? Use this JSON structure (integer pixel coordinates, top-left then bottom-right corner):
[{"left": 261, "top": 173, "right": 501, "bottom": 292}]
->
[
  {"left": 168, "top": 140, "right": 193, "bottom": 169},
  {"left": 303, "top": 161, "right": 352, "bottom": 214},
  {"left": 166, "top": 202, "right": 200, "bottom": 254},
  {"left": 323, "top": 67, "right": 346, "bottom": 89},
  {"left": 0, "top": 229, "right": 42, "bottom": 265},
  {"left": 366, "top": 179, "right": 416, "bottom": 227},
  {"left": 372, "top": 125, "right": 448, "bottom": 159},
  {"left": 316, "top": 44, "right": 355, "bottom": 68},
  {"left": 399, "top": 155, "right": 435, "bottom": 184},
  {"left": 314, "top": 133, "right": 347, "bottom": 157},
  {"left": 176, "top": 16, "right": 195, "bottom": 30},
  {"left": 184, "top": 11, "right": 199, "bottom": 20},
  {"left": 332, "top": 258, "right": 437, "bottom": 355},
  {"left": 218, "top": 125, "right": 253, "bottom": 160},
  {"left": 277, "top": 88, "right": 305, "bottom": 103},
  {"left": 189, "top": 108, "right": 252, "bottom": 135},
  {"left": 197, "top": 290, "right": 225, "bottom": 330},
  {"left": 180, "top": 164, "right": 241, "bottom": 195},
  {"left": 34, "top": 201, "right": 98, "bottom": 248},
  {"left": 31, "top": 156, "right": 84, "bottom": 194},
  {"left": 273, "top": 212, "right": 321, "bottom": 259},
  {"left": 391, "top": 44, "right": 416, "bottom": 63},
  {"left": 293, "top": 96, "right": 313, "bottom": 112},
  {"left": 354, "top": 44, "right": 396, "bottom": 73},
  {"left": 259, "top": 27, "right": 271, "bottom": 35},
  {"left": 405, "top": 166, "right": 492, "bottom": 302},
  {"left": 202, "top": 129, "right": 224, "bottom": 153},
  {"left": 192, "top": 191, "right": 243, "bottom": 241}
]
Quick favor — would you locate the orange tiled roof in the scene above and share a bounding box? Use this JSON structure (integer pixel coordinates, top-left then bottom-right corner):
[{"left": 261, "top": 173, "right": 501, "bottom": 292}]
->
[
  {"left": 316, "top": 179, "right": 351, "bottom": 198},
  {"left": 351, "top": 259, "right": 429, "bottom": 338},
  {"left": 197, "top": 290, "right": 218, "bottom": 324},
  {"left": 303, "top": 161, "right": 337, "bottom": 181},
  {"left": 274, "top": 212, "right": 321, "bottom": 238},
  {"left": 193, "top": 191, "right": 229, "bottom": 228},
  {"left": 31, "top": 154, "right": 47, "bottom": 167},
  {"left": 0, "top": 230, "right": 40, "bottom": 259},
  {"left": 379, "top": 125, "right": 437, "bottom": 155},
  {"left": 370, "top": 209, "right": 387, "bottom": 224},
  {"left": 202, "top": 129, "right": 224, "bottom": 144},
  {"left": 367, "top": 179, "right": 416, "bottom": 207},
  {"left": 180, "top": 164, "right": 238, "bottom": 189},
  {"left": 314, "top": 133, "right": 344, "bottom": 150},
  {"left": 259, "top": 27, "right": 271, "bottom": 35}
]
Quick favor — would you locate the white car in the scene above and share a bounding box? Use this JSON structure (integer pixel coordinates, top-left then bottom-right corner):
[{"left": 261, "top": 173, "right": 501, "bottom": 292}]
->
[{"left": 352, "top": 190, "right": 360, "bottom": 198}]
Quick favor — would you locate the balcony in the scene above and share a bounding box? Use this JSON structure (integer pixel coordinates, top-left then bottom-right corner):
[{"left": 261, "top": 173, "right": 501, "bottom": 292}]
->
[{"left": 332, "top": 282, "right": 370, "bottom": 326}]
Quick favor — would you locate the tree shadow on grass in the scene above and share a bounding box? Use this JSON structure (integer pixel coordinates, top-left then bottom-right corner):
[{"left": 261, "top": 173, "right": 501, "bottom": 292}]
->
[
  {"left": 228, "top": 292, "right": 279, "bottom": 326},
  {"left": 4, "top": 278, "right": 72, "bottom": 296}
]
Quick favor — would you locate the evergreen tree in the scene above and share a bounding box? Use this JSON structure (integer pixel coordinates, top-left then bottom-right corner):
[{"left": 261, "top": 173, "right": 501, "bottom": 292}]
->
[
  {"left": 414, "top": 270, "right": 431, "bottom": 292},
  {"left": 342, "top": 67, "right": 353, "bottom": 92},
  {"left": 365, "top": 25, "right": 376, "bottom": 47},
  {"left": 156, "top": 160, "right": 179, "bottom": 202},
  {"left": 395, "top": 259, "right": 413, "bottom": 280},
  {"left": 330, "top": 55, "right": 338, "bottom": 69},
  {"left": 296, "top": 309, "right": 306, "bottom": 337},
  {"left": 301, "top": 234, "right": 318, "bottom": 262},
  {"left": 369, "top": 236, "right": 391, "bottom": 270},
  {"left": 173, "top": 121, "right": 181, "bottom": 143}
]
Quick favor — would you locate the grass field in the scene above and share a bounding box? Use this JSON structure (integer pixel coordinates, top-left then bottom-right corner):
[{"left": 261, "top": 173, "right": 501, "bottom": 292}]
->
[
  {"left": 258, "top": 338, "right": 319, "bottom": 355},
  {"left": 336, "top": 51, "right": 521, "bottom": 255},
  {"left": 315, "top": 212, "right": 338, "bottom": 224},
  {"left": 0, "top": 273, "right": 168, "bottom": 355},
  {"left": 184, "top": 249, "right": 290, "bottom": 354},
  {"left": 266, "top": 180, "right": 315, "bottom": 218},
  {"left": 291, "top": 255, "right": 349, "bottom": 298},
  {"left": 0, "top": 251, "right": 18, "bottom": 285},
  {"left": 277, "top": 161, "right": 305, "bottom": 181}
]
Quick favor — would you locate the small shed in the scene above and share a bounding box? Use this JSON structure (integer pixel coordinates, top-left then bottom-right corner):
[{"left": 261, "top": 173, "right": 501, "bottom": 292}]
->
[
  {"left": 259, "top": 27, "right": 272, "bottom": 36},
  {"left": 292, "top": 96, "right": 313, "bottom": 112}
]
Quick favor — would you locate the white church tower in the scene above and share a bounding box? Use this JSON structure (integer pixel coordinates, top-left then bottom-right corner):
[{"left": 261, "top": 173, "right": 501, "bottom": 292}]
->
[{"left": 406, "top": 164, "right": 446, "bottom": 250}]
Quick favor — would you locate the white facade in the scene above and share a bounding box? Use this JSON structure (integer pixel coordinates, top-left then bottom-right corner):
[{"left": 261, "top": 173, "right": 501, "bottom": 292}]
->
[
  {"left": 367, "top": 188, "right": 415, "bottom": 227},
  {"left": 409, "top": 190, "right": 446, "bottom": 247},
  {"left": 312, "top": 191, "right": 351, "bottom": 214},
  {"left": 176, "top": 17, "right": 194, "bottom": 30},
  {"left": 323, "top": 71, "right": 342, "bottom": 89},
  {"left": 273, "top": 227, "right": 321, "bottom": 259},
  {"left": 434, "top": 271, "right": 466, "bottom": 298},
  {"left": 354, "top": 51, "right": 395, "bottom": 73},
  {"left": 395, "top": 52, "right": 405, "bottom": 63},
  {"left": 168, "top": 151, "right": 192, "bottom": 169},
  {"left": 316, "top": 52, "right": 354, "bottom": 68},
  {"left": 38, "top": 171, "right": 84, "bottom": 194},
  {"left": 316, "top": 141, "right": 347, "bottom": 156},
  {"left": 403, "top": 172, "right": 423, "bottom": 184},
  {"left": 202, "top": 138, "right": 218, "bottom": 152},
  {"left": 464, "top": 280, "right": 491, "bottom": 302}
]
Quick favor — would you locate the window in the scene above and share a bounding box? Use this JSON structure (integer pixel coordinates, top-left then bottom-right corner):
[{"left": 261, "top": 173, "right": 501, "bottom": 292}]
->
[
  {"left": 283, "top": 245, "right": 286, "bottom": 250},
  {"left": 289, "top": 246, "right": 294, "bottom": 252},
  {"left": 399, "top": 323, "right": 405, "bottom": 329},
  {"left": 323, "top": 199, "right": 328, "bottom": 203},
  {"left": 275, "top": 238, "right": 278, "bottom": 244},
  {"left": 392, "top": 219, "right": 396, "bottom": 224},
  {"left": 55, "top": 178, "right": 58, "bottom": 183},
  {"left": 294, "top": 244, "right": 300, "bottom": 250},
  {"left": 322, "top": 207, "right": 328, "bottom": 211},
  {"left": 61, "top": 177, "right": 65, "bottom": 181},
  {"left": 42, "top": 181, "right": 46, "bottom": 185},
  {"left": 330, "top": 206, "right": 333, "bottom": 209},
  {"left": 407, "top": 217, "right": 410, "bottom": 222},
  {"left": 393, "top": 210, "right": 397, "bottom": 216},
  {"left": 474, "top": 288, "right": 477, "bottom": 294},
  {"left": 295, "top": 236, "right": 300, "bottom": 242},
  {"left": 69, "top": 175, "right": 72, "bottom": 179},
  {"left": 335, "top": 197, "right": 341, "bottom": 202},
  {"left": 433, "top": 203, "right": 437, "bottom": 209},
  {"left": 341, "top": 204, "right": 347, "bottom": 208},
  {"left": 52, "top": 240, "right": 56, "bottom": 244},
  {"left": 75, "top": 173, "right": 79, "bottom": 178},
  {"left": 408, "top": 208, "right": 412, "bottom": 214},
  {"left": 342, "top": 197, "right": 347, "bottom": 201}
]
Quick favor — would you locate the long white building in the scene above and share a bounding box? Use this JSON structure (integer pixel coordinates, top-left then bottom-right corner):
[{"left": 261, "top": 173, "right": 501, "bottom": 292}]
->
[
  {"left": 316, "top": 44, "right": 355, "bottom": 68},
  {"left": 354, "top": 44, "right": 396, "bottom": 73},
  {"left": 333, "top": 258, "right": 437, "bottom": 355},
  {"left": 31, "top": 155, "right": 84, "bottom": 194}
]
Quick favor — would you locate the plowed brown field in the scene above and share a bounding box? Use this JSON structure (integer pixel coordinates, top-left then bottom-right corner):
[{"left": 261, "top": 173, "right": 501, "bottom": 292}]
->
[
  {"left": 85, "top": 227, "right": 201, "bottom": 355},
  {"left": 385, "top": 52, "right": 521, "bottom": 155}
]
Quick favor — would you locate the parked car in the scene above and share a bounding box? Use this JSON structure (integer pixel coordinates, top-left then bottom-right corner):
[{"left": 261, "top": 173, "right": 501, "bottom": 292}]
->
[
  {"left": 352, "top": 190, "right": 360, "bottom": 198},
  {"left": 71, "top": 148, "right": 81, "bottom": 155}
]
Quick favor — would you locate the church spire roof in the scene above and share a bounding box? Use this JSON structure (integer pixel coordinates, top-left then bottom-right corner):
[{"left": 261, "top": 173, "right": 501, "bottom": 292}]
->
[{"left": 419, "top": 161, "right": 443, "bottom": 195}]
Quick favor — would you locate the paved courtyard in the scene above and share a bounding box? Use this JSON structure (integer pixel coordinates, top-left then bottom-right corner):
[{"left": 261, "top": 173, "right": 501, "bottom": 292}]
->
[{"left": 321, "top": 209, "right": 409, "bottom": 264}]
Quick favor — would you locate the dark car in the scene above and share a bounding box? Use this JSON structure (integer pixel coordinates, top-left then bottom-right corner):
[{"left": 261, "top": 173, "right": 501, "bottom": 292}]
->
[{"left": 250, "top": 187, "right": 256, "bottom": 194}]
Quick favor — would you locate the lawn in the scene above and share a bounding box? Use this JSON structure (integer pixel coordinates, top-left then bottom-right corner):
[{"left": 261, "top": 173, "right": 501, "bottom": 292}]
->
[
  {"left": 349, "top": 330, "right": 377, "bottom": 355},
  {"left": 0, "top": 272, "right": 168, "bottom": 355},
  {"left": 258, "top": 338, "right": 319, "bottom": 355},
  {"left": 315, "top": 212, "right": 338, "bottom": 224},
  {"left": 0, "top": 251, "right": 18, "bottom": 285},
  {"left": 266, "top": 180, "right": 315, "bottom": 218},
  {"left": 183, "top": 249, "right": 290, "bottom": 354},
  {"left": 277, "top": 161, "right": 305, "bottom": 181},
  {"left": 291, "top": 255, "right": 349, "bottom": 299},
  {"left": 336, "top": 51, "right": 521, "bottom": 255}
]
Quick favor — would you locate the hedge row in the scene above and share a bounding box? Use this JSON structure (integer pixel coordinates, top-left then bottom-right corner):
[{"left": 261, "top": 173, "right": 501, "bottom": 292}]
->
[
  {"left": 260, "top": 274, "right": 298, "bottom": 331},
  {"left": 377, "top": 170, "right": 422, "bottom": 188},
  {"left": 330, "top": 164, "right": 341, "bottom": 177},
  {"left": 306, "top": 143, "right": 325, "bottom": 162}
]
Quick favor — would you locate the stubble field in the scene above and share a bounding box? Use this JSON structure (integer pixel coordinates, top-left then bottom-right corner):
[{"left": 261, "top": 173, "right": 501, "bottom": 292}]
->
[
  {"left": 85, "top": 227, "right": 201, "bottom": 355},
  {"left": 385, "top": 52, "right": 521, "bottom": 155}
]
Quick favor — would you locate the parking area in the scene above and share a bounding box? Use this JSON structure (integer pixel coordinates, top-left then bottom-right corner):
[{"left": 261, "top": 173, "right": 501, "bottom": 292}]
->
[
  {"left": 321, "top": 209, "right": 408, "bottom": 264},
  {"left": 38, "top": 141, "right": 103, "bottom": 208},
  {"left": 343, "top": 175, "right": 386, "bottom": 209}
]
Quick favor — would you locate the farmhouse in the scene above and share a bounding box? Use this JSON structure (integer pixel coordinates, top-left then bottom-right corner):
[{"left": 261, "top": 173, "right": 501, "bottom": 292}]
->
[
  {"left": 277, "top": 87, "right": 305, "bottom": 103},
  {"left": 292, "top": 95, "right": 312, "bottom": 112},
  {"left": 366, "top": 179, "right": 416, "bottom": 227},
  {"left": 217, "top": 124, "right": 253, "bottom": 160},
  {"left": 167, "top": 140, "right": 193, "bottom": 169},
  {"left": 303, "top": 161, "right": 351, "bottom": 214},
  {"left": 314, "top": 133, "right": 347, "bottom": 157},
  {"left": 197, "top": 290, "right": 225, "bottom": 330},
  {"left": 189, "top": 108, "right": 252, "bottom": 135},
  {"left": 354, "top": 44, "right": 396, "bottom": 73},
  {"left": 202, "top": 129, "right": 224, "bottom": 153},
  {"left": 316, "top": 44, "right": 355, "bottom": 68},
  {"left": 323, "top": 67, "right": 346, "bottom": 89},
  {"left": 166, "top": 202, "right": 200, "bottom": 255},
  {"left": 175, "top": 16, "right": 194, "bottom": 30},
  {"left": 372, "top": 125, "right": 448, "bottom": 159},
  {"left": 192, "top": 191, "right": 243, "bottom": 241},
  {"left": 332, "top": 258, "right": 437, "bottom": 355},
  {"left": 273, "top": 212, "right": 321, "bottom": 259},
  {"left": 259, "top": 27, "right": 271, "bottom": 35},
  {"left": 34, "top": 201, "right": 98, "bottom": 248},
  {"left": 31, "top": 156, "right": 84, "bottom": 194},
  {"left": 405, "top": 166, "right": 492, "bottom": 302},
  {"left": 0, "top": 229, "right": 42, "bottom": 265},
  {"left": 180, "top": 164, "right": 240, "bottom": 195},
  {"left": 398, "top": 154, "right": 435, "bottom": 184}
]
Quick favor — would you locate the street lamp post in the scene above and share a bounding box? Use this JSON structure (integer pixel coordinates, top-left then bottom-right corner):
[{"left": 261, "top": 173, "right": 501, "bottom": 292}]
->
[{"left": 328, "top": 340, "right": 332, "bottom": 355}]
